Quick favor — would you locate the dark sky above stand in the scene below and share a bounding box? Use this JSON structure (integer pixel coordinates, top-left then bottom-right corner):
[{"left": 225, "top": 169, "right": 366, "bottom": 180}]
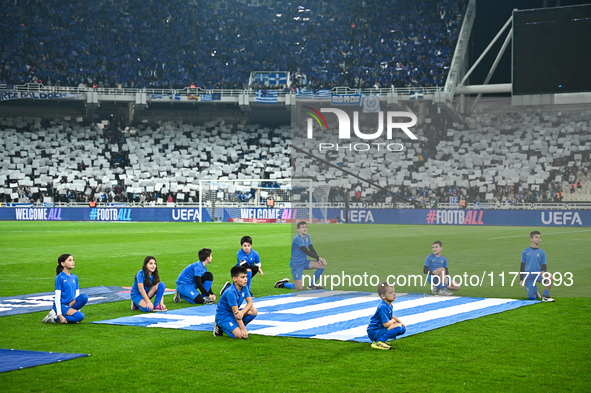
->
[{"left": 469, "top": 0, "right": 591, "bottom": 85}]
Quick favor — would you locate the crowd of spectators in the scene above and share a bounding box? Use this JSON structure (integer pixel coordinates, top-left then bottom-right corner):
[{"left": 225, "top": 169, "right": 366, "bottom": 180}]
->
[
  {"left": 2, "top": 106, "right": 590, "bottom": 207},
  {"left": 0, "top": 0, "right": 466, "bottom": 90},
  {"left": 0, "top": 116, "right": 291, "bottom": 205},
  {"left": 295, "top": 105, "right": 591, "bottom": 207}
]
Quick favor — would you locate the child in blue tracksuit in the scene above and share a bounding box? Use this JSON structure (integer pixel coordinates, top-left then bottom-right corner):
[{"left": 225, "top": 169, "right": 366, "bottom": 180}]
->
[
  {"left": 174, "top": 248, "right": 216, "bottom": 304},
  {"left": 367, "top": 282, "right": 406, "bottom": 350},
  {"left": 131, "top": 256, "right": 167, "bottom": 312},
  {"left": 214, "top": 265, "right": 258, "bottom": 339},
  {"left": 42, "top": 254, "right": 88, "bottom": 323},
  {"left": 220, "top": 235, "right": 264, "bottom": 296}
]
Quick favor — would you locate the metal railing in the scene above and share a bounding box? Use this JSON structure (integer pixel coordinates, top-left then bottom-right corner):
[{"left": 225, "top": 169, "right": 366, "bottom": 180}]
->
[
  {"left": 5, "top": 83, "right": 445, "bottom": 102},
  {"left": 4, "top": 201, "right": 590, "bottom": 210}
]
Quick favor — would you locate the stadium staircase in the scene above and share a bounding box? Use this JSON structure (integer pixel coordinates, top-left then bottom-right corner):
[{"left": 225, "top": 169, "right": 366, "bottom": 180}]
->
[{"left": 562, "top": 173, "right": 591, "bottom": 202}]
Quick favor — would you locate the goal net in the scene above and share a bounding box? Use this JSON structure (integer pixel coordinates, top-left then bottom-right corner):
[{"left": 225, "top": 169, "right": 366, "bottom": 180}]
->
[{"left": 198, "top": 179, "right": 317, "bottom": 222}]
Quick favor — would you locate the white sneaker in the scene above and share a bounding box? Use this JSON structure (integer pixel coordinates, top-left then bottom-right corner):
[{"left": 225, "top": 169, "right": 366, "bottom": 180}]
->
[
  {"left": 542, "top": 296, "right": 555, "bottom": 302},
  {"left": 432, "top": 287, "right": 440, "bottom": 295},
  {"left": 440, "top": 289, "right": 453, "bottom": 296},
  {"left": 535, "top": 291, "right": 542, "bottom": 299},
  {"left": 202, "top": 297, "right": 215, "bottom": 305},
  {"left": 42, "top": 309, "right": 57, "bottom": 323}
]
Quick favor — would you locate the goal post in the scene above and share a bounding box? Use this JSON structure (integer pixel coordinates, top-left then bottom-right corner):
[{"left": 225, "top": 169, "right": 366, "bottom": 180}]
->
[{"left": 198, "top": 179, "right": 314, "bottom": 222}]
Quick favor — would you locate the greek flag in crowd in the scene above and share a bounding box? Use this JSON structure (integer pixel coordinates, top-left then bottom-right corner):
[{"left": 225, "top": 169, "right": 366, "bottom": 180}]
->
[
  {"left": 268, "top": 73, "right": 287, "bottom": 85},
  {"left": 295, "top": 89, "right": 332, "bottom": 100},
  {"left": 253, "top": 72, "right": 287, "bottom": 86},
  {"left": 409, "top": 91, "right": 424, "bottom": 100},
  {"left": 255, "top": 90, "right": 278, "bottom": 104},
  {"left": 93, "top": 291, "right": 538, "bottom": 342}
]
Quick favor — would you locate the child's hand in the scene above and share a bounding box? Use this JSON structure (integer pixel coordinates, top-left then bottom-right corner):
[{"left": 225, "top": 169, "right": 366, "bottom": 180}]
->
[
  {"left": 388, "top": 319, "right": 402, "bottom": 330},
  {"left": 259, "top": 267, "right": 264, "bottom": 277},
  {"left": 209, "top": 294, "right": 216, "bottom": 302},
  {"left": 58, "top": 315, "right": 68, "bottom": 324},
  {"left": 520, "top": 280, "right": 524, "bottom": 288},
  {"left": 146, "top": 302, "right": 154, "bottom": 311},
  {"left": 235, "top": 310, "right": 244, "bottom": 320}
]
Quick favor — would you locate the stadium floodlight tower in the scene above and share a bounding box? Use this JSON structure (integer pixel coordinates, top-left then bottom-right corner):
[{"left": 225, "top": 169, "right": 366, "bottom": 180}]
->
[
  {"left": 452, "top": 1, "right": 591, "bottom": 111},
  {"left": 444, "top": 0, "right": 513, "bottom": 113}
]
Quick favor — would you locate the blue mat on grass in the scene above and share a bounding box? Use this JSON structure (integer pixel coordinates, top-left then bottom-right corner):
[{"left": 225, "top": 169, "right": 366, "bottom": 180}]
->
[
  {"left": 0, "top": 286, "right": 175, "bottom": 317},
  {"left": 0, "top": 349, "right": 90, "bottom": 373},
  {"left": 93, "top": 291, "right": 539, "bottom": 342}
]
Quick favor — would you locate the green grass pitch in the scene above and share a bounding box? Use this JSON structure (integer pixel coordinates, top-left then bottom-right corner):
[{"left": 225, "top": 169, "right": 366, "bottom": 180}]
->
[{"left": 0, "top": 222, "right": 589, "bottom": 392}]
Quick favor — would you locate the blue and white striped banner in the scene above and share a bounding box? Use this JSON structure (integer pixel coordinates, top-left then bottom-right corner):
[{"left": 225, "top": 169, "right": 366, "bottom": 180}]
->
[
  {"left": 94, "top": 292, "right": 539, "bottom": 342},
  {"left": 255, "top": 90, "right": 278, "bottom": 104},
  {"left": 295, "top": 89, "right": 332, "bottom": 100},
  {"left": 0, "top": 286, "right": 175, "bottom": 317}
]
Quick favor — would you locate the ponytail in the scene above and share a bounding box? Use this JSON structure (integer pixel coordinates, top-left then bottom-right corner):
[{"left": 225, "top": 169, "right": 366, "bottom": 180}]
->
[{"left": 56, "top": 254, "right": 71, "bottom": 275}]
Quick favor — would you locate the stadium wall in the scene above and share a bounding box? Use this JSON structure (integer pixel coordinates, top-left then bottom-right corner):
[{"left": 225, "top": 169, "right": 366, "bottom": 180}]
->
[
  {"left": 1, "top": 207, "right": 590, "bottom": 227},
  {"left": 0, "top": 207, "right": 212, "bottom": 222}
]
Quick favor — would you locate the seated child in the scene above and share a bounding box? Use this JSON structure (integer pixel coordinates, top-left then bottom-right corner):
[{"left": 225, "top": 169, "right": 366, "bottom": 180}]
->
[
  {"left": 423, "top": 240, "right": 461, "bottom": 295},
  {"left": 130, "top": 256, "right": 167, "bottom": 312},
  {"left": 214, "top": 266, "right": 258, "bottom": 339},
  {"left": 220, "top": 235, "right": 264, "bottom": 296},
  {"left": 43, "top": 254, "right": 88, "bottom": 324},
  {"left": 367, "top": 282, "right": 406, "bottom": 350},
  {"left": 174, "top": 248, "right": 216, "bottom": 305}
]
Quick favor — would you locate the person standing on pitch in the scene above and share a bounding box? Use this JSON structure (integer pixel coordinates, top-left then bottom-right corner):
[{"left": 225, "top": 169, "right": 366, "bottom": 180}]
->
[
  {"left": 42, "top": 254, "right": 88, "bottom": 323},
  {"left": 520, "top": 231, "right": 555, "bottom": 302},
  {"left": 367, "top": 283, "right": 406, "bottom": 350},
  {"left": 130, "top": 256, "right": 167, "bottom": 312},
  {"left": 275, "top": 221, "right": 327, "bottom": 290},
  {"left": 174, "top": 248, "right": 216, "bottom": 305}
]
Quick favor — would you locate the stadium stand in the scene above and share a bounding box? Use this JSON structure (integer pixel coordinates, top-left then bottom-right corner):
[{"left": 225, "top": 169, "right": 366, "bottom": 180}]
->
[
  {"left": 0, "top": 116, "right": 291, "bottom": 204},
  {"left": 292, "top": 104, "right": 591, "bottom": 207},
  {"left": 1, "top": 0, "right": 589, "bottom": 208},
  {"left": 1, "top": 104, "right": 590, "bottom": 206},
  {"left": 0, "top": 0, "right": 466, "bottom": 89}
]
